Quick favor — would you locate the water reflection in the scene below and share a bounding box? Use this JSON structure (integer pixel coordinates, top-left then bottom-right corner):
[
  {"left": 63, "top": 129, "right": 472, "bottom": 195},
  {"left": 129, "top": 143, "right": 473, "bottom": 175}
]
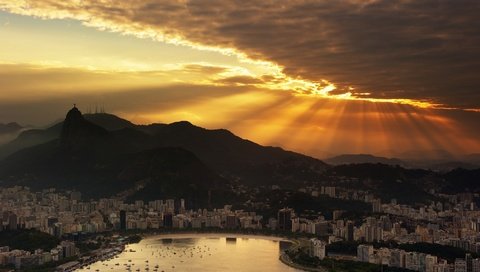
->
[{"left": 76, "top": 235, "right": 298, "bottom": 272}]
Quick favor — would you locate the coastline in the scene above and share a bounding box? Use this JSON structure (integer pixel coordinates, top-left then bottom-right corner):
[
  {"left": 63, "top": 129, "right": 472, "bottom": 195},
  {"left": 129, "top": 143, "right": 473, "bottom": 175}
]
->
[
  {"left": 77, "top": 232, "right": 301, "bottom": 271},
  {"left": 139, "top": 232, "right": 330, "bottom": 272},
  {"left": 279, "top": 253, "right": 328, "bottom": 272}
]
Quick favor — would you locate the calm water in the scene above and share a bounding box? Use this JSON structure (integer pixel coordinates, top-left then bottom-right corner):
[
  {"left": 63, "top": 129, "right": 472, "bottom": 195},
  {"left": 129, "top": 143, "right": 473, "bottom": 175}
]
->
[{"left": 77, "top": 234, "right": 299, "bottom": 272}]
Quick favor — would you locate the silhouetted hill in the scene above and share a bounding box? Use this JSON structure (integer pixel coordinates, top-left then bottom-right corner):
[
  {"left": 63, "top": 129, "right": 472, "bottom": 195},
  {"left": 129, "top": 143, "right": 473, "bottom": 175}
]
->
[
  {"left": 0, "top": 229, "right": 60, "bottom": 252},
  {"left": 442, "top": 168, "right": 480, "bottom": 193},
  {"left": 60, "top": 106, "right": 110, "bottom": 150},
  {"left": 397, "top": 149, "right": 455, "bottom": 161},
  {"left": 83, "top": 113, "right": 135, "bottom": 131},
  {"left": 0, "top": 122, "right": 25, "bottom": 146},
  {"left": 465, "top": 153, "right": 480, "bottom": 165},
  {"left": 0, "top": 110, "right": 222, "bottom": 207},
  {"left": 119, "top": 147, "right": 221, "bottom": 206},
  {"left": 327, "top": 163, "right": 436, "bottom": 203},
  {"left": 0, "top": 122, "right": 22, "bottom": 134},
  {"left": 325, "top": 154, "right": 406, "bottom": 166},
  {"left": 326, "top": 163, "right": 480, "bottom": 201},
  {"left": 2, "top": 108, "right": 478, "bottom": 204},
  {"left": 1, "top": 110, "right": 328, "bottom": 185},
  {"left": 0, "top": 112, "right": 136, "bottom": 159},
  {"left": 139, "top": 121, "right": 328, "bottom": 185},
  {"left": 426, "top": 161, "right": 480, "bottom": 172},
  {"left": 0, "top": 107, "right": 328, "bottom": 202},
  {"left": 0, "top": 123, "right": 61, "bottom": 160}
]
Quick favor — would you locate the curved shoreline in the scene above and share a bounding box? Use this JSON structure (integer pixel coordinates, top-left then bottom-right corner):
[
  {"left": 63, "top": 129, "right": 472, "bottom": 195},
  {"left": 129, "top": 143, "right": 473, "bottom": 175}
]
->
[
  {"left": 139, "top": 232, "right": 329, "bottom": 272},
  {"left": 279, "top": 253, "right": 328, "bottom": 272},
  {"left": 78, "top": 232, "right": 300, "bottom": 271}
]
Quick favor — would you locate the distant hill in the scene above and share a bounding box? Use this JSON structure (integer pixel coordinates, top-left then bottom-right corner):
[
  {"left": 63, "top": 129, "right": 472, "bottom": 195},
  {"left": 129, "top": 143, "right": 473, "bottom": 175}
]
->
[
  {"left": 0, "top": 107, "right": 328, "bottom": 203},
  {"left": 326, "top": 163, "right": 480, "bottom": 201},
  {"left": 0, "top": 113, "right": 135, "bottom": 160},
  {"left": 0, "top": 107, "right": 223, "bottom": 207},
  {"left": 325, "top": 154, "right": 406, "bottom": 166},
  {"left": 0, "top": 122, "right": 22, "bottom": 134},
  {"left": 0, "top": 122, "right": 24, "bottom": 146},
  {"left": 83, "top": 113, "right": 135, "bottom": 131},
  {"left": 425, "top": 161, "right": 480, "bottom": 172},
  {"left": 396, "top": 149, "right": 455, "bottom": 161},
  {"left": 326, "top": 163, "right": 435, "bottom": 203},
  {"left": 138, "top": 121, "right": 328, "bottom": 185},
  {"left": 464, "top": 153, "right": 480, "bottom": 165},
  {"left": 442, "top": 168, "right": 480, "bottom": 193},
  {"left": 2, "top": 108, "right": 479, "bottom": 204}
]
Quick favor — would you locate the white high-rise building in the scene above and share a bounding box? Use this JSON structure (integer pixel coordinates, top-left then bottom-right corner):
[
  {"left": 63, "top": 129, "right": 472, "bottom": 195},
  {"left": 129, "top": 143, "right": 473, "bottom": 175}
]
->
[
  {"left": 309, "top": 239, "right": 326, "bottom": 260},
  {"left": 357, "top": 244, "right": 374, "bottom": 263}
]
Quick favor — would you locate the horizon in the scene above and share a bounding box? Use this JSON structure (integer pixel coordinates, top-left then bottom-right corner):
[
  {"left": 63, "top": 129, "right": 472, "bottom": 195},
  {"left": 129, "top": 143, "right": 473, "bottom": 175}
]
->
[
  {"left": 1, "top": 2, "right": 480, "bottom": 158},
  {"left": 2, "top": 105, "right": 479, "bottom": 161}
]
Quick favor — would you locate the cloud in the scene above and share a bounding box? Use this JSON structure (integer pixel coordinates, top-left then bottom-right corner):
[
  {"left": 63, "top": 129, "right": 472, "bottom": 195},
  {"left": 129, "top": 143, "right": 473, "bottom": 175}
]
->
[
  {"left": 0, "top": 63, "right": 272, "bottom": 124},
  {"left": 0, "top": 63, "right": 479, "bottom": 158},
  {"left": 180, "top": 64, "right": 228, "bottom": 75},
  {"left": 0, "top": 62, "right": 263, "bottom": 101},
  {"left": 2, "top": 0, "right": 479, "bottom": 109},
  {"left": 215, "top": 75, "right": 264, "bottom": 86}
]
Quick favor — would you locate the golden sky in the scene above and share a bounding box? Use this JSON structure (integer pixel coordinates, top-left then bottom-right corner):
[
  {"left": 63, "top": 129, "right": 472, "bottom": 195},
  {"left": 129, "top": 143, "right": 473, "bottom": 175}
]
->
[{"left": 0, "top": 1, "right": 479, "bottom": 159}]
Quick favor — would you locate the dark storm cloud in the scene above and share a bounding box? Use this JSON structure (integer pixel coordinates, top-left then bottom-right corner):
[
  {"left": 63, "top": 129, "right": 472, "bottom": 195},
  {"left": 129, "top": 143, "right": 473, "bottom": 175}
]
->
[{"left": 2, "top": 0, "right": 480, "bottom": 108}]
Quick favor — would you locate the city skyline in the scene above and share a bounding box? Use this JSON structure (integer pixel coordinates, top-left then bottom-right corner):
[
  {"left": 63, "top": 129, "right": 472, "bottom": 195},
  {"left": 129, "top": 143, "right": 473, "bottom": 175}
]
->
[{"left": 1, "top": 2, "right": 480, "bottom": 271}]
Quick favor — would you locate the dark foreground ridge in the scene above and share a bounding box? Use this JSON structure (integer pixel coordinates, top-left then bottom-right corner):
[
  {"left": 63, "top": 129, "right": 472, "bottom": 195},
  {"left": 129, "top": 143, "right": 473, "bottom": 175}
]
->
[
  {"left": 0, "top": 107, "right": 328, "bottom": 203},
  {"left": 1, "top": 107, "right": 479, "bottom": 204}
]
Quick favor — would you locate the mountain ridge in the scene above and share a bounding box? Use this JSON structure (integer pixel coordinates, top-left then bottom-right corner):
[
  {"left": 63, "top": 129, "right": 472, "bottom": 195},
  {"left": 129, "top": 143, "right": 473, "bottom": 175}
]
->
[
  {"left": 325, "top": 154, "right": 406, "bottom": 166},
  {"left": 0, "top": 107, "right": 328, "bottom": 201},
  {"left": 0, "top": 122, "right": 23, "bottom": 134}
]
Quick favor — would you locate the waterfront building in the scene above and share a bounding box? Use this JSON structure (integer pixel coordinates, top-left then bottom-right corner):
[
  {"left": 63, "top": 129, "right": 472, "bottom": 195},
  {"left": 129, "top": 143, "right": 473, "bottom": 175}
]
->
[
  {"left": 278, "top": 208, "right": 293, "bottom": 231},
  {"left": 357, "top": 244, "right": 374, "bottom": 263},
  {"left": 119, "top": 210, "right": 126, "bottom": 231},
  {"left": 309, "top": 238, "right": 326, "bottom": 260}
]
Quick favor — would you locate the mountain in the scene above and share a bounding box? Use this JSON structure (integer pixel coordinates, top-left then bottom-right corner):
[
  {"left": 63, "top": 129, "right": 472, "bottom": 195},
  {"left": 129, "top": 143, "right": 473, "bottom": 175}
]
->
[
  {"left": 0, "top": 107, "right": 226, "bottom": 207},
  {"left": 83, "top": 113, "right": 135, "bottom": 131},
  {"left": 0, "top": 122, "right": 24, "bottom": 146},
  {"left": 325, "top": 154, "right": 406, "bottom": 166},
  {"left": 0, "top": 123, "right": 61, "bottom": 160},
  {"left": 464, "top": 153, "right": 480, "bottom": 165},
  {"left": 0, "top": 122, "right": 22, "bottom": 134},
  {"left": 138, "top": 121, "right": 328, "bottom": 185},
  {"left": 60, "top": 107, "right": 110, "bottom": 149},
  {"left": 326, "top": 162, "right": 480, "bottom": 202},
  {"left": 397, "top": 149, "right": 455, "bottom": 161},
  {"left": 327, "top": 163, "right": 436, "bottom": 203},
  {"left": 425, "top": 161, "right": 480, "bottom": 172},
  {"left": 0, "top": 113, "right": 135, "bottom": 160},
  {"left": 442, "top": 168, "right": 480, "bottom": 193},
  {"left": 0, "top": 107, "right": 328, "bottom": 202}
]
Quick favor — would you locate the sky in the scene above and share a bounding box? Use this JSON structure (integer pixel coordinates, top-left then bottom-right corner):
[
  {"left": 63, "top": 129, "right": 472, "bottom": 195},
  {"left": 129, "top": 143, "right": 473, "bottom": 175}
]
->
[{"left": 0, "top": 0, "right": 479, "bottom": 159}]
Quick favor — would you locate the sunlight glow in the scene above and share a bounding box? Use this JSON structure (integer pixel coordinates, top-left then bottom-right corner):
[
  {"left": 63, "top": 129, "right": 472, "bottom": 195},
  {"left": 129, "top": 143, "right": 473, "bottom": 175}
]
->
[{"left": 0, "top": 2, "right": 449, "bottom": 111}]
